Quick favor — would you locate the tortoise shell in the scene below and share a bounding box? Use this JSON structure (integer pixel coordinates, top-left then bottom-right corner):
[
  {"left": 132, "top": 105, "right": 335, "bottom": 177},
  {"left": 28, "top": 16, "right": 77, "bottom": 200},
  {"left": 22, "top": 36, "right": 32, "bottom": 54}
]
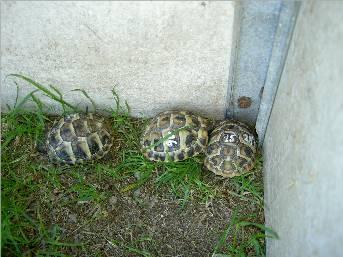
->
[
  {"left": 204, "top": 120, "right": 257, "bottom": 177},
  {"left": 141, "top": 110, "right": 211, "bottom": 162},
  {"left": 46, "top": 113, "right": 112, "bottom": 164}
]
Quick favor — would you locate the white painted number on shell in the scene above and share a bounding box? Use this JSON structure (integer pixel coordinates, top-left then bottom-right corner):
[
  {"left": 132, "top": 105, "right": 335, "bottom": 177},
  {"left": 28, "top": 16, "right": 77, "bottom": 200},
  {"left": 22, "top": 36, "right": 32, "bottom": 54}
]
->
[
  {"left": 224, "top": 133, "right": 237, "bottom": 143},
  {"left": 243, "top": 133, "right": 255, "bottom": 145},
  {"left": 166, "top": 135, "right": 178, "bottom": 147}
]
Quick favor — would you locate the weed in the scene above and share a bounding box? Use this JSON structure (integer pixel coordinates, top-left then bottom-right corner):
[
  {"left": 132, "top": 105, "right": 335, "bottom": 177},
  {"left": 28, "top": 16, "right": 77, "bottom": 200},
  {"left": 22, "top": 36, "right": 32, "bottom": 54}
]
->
[
  {"left": 67, "top": 173, "right": 106, "bottom": 203},
  {"left": 112, "top": 150, "right": 216, "bottom": 205},
  {"left": 110, "top": 88, "right": 146, "bottom": 151},
  {"left": 1, "top": 151, "right": 80, "bottom": 256},
  {"left": 225, "top": 155, "right": 264, "bottom": 208},
  {"left": 7, "top": 74, "right": 77, "bottom": 113},
  {"left": 213, "top": 211, "right": 278, "bottom": 257},
  {"left": 71, "top": 88, "right": 97, "bottom": 113},
  {"left": 114, "top": 150, "right": 156, "bottom": 192},
  {"left": 1, "top": 87, "right": 48, "bottom": 149},
  {"left": 1, "top": 76, "right": 85, "bottom": 256},
  {"left": 156, "top": 155, "right": 216, "bottom": 205}
]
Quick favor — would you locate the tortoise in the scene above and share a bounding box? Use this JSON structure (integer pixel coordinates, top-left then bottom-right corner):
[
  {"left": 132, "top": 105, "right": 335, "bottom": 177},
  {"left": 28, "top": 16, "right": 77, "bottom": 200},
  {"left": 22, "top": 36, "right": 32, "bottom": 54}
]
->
[
  {"left": 44, "top": 113, "right": 113, "bottom": 164},
  {"left": 204, "top": 120, "right": 257, "bottom": 177},
  {"left": 141, "top": 110, "right": 212, "bottom": 162}
]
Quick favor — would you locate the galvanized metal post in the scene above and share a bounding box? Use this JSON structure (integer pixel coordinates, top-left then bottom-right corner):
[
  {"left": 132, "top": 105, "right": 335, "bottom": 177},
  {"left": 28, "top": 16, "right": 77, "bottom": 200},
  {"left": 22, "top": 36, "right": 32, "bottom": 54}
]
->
[
  {"left": 256, "top": 1, "right": 301, "bottom": 145},
  {"left": 226, "top": 0, "right": 300, "bottom": 145},
  {"left": 226, "top": 0, "right": 282, "bottom": 126}
]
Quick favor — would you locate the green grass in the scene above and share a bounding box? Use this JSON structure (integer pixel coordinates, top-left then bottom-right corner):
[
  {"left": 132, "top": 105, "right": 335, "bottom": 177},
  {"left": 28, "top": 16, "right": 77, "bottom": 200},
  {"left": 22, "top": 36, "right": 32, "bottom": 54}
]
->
[
  {"left": 155, "top": 155, "right": 215, "bottom": 205},
  {"left": 1, "top": 145, "right": 81, "bottom": 256},
  {"left": 67, "top": 173, "right": 106, "bottom": 204},
  {"left": 229, "top": 156, "right": 264, "bottom": 208},
  {"left": 2, "top": 93, "right": 47, "bottom": 149},
  {"left": 213, "top": 211, "right": 278, "bottom": 257},
  {"left": 2, "top": 76, "right": 215, "bottom": 206},
  {"left": 108, "top": 85, "right": 215, "bottom": 205},
  {"left": 1, "top": 76, "right": 84, "bottom": 255},
  {"left": 210, "top": 157, "right": 273, "bottom": 257},
  {"left": 113, "top": 150, "right": 216, "bottom": 207},
  {"left": 1, "top": 75, "right": 272, "bottom": 256},
  {"left": 7, "top": 74, "right": 78, "bottom": 113}
]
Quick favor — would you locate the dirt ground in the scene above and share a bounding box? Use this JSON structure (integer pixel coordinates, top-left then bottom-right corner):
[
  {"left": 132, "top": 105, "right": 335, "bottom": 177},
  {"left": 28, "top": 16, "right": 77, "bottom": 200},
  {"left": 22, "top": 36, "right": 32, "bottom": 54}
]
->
[
  {"left": 5, "top": 159, "right": 264, "bottom": 256},
  {"left": 52, "top": 179, "right": 234, "bottom": 256}
]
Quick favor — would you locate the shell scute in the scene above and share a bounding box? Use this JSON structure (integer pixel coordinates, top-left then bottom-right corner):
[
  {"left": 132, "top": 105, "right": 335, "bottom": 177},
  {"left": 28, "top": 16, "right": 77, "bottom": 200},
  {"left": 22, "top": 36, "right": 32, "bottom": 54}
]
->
[
  {"left": 141, "top": 110, "right": 210, "bottom": 162},
  {"left": 204, "top": 120, "right": 257, "bottom": 177},
  {"left": 46, "top": 113, "right": 112, "bottom": 164}
]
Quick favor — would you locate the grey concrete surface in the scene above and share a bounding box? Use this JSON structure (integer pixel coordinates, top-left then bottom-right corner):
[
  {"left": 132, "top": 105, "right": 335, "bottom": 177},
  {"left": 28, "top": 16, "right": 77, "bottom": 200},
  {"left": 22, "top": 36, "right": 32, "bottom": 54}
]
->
[
  {"left": 0, "top": 1, "right": 234, "bottom": 119},
  {"left": 264, "top": 1, "right": 343, "bottom": 257}
]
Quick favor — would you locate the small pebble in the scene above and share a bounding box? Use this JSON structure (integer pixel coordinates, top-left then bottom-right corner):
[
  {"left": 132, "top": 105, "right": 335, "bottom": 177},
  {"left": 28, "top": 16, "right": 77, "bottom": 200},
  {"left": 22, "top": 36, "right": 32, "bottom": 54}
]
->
[
  {"left": 134, "top": 171, "right": 141, "bottom": 180},
  {"left": 109, "top": 196, "right": 118, "bottom": 205},
  {"left": 68, "top": 213, "right": 77, "bottom": 223},
  {"left": 148, "top": 196, "right": 158, "bottom": 208},
  {"left": 133, "top": 188, "right": 141, "bottom": 198}
]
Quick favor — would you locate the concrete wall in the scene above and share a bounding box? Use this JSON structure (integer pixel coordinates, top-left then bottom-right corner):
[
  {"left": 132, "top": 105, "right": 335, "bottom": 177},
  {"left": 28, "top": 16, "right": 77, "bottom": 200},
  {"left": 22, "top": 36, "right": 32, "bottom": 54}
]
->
[
  {"left": 0, "top": 1, "right": 234, "bottom": 119},
  {"left": 264, "top": 1, "right": 343, "bottom": 257}
]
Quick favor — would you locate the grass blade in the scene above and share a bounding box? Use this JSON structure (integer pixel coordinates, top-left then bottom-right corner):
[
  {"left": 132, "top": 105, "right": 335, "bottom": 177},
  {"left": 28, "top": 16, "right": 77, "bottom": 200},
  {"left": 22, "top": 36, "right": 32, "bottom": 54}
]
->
[
  {"left": 72, "top": 88, "right": 97, "bottom": 112},
  {"left": 7, "top": 74, "right": 77, "bottom": 111},
  {"left": 213, "top": 211, "right": 237, "bottom": 254},
  {"left": 236, "top": 221, "right": 279, "bottom": 239}
]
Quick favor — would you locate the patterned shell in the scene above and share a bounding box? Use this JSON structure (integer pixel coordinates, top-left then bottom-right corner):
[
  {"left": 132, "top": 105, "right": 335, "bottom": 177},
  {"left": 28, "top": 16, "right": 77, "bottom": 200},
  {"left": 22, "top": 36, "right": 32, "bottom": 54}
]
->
[
  {"left": 204, "top": 120, "right": 257, "bottom": 177},
  {"left": 46, "top": 113, "right": 113, "bottom": 164},
  {"left": 141, "top": 111, "right": 210, "bottom": 162}
]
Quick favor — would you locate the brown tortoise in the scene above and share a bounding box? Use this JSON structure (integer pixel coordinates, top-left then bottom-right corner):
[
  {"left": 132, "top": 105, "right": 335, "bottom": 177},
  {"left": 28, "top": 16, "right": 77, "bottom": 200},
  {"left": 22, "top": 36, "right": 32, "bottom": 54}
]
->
[
  {"left": 141, "top": 110, "right": 211, "bottom": 162},
  {"left": 45, "top": 113, "right": 113, "bottom": 164},
  {"left": 204, "top": 120, "right": 257, "bottom": 177}
]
